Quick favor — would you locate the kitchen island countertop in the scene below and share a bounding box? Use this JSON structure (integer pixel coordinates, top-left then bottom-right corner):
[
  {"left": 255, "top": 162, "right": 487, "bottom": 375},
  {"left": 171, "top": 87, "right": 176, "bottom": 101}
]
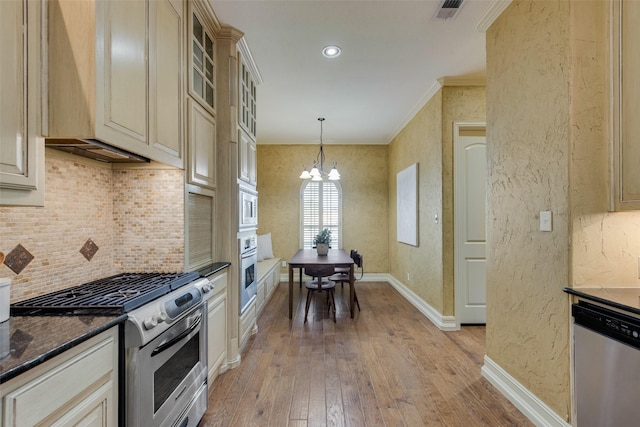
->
[
  {"left": 0, "top": 314, "right": 126, "bottom": 384},
  {"left": 564, "top": 287, "right": 640, "bottom": 316}
]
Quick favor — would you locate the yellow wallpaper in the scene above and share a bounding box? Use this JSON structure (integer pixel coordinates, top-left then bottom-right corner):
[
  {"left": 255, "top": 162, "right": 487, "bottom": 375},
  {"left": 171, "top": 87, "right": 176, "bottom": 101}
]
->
[
  {"left": 486, "top": 0, "right": 571, "bottom": 419},
  {"left": 256, "top": 145, "right": 388, "bottom": 274},
  {"left": 389, "top": 91, "right": 445, "bottom": 312},
  {"left": 388, "top": 86, "right": 486, "bottom": 316}
]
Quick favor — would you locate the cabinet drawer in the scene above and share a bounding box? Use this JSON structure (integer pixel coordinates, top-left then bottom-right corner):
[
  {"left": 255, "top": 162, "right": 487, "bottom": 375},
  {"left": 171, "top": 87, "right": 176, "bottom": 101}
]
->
[
  {"left": 4, "top": 333, "right": 115, "bottom": 426},
  {"left": 209, "top": 271, "right": 228, "bottom": 298}
]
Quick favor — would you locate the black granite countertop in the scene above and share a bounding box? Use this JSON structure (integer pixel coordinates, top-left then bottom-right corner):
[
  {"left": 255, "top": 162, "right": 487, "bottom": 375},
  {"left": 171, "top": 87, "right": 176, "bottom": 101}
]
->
[
  {"left": 563, "top": 287, "right": 640, "bottom": 317},
  {"left": 195, "top": 261, "right": 231, "bottom": 278},
  {"left": 0, "top": 314, "right": 127, "bottom": 384}
]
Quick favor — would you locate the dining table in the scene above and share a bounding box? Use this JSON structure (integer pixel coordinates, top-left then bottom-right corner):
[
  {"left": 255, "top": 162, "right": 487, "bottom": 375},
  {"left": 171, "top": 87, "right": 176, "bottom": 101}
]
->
[{"left": 288, "top": 249, "right": 356, "bottom": 319}]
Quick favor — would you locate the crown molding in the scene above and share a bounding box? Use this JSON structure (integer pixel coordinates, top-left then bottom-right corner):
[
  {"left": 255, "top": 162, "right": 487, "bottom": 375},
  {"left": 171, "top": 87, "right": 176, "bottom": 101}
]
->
[
  {"left": 193, "top": 0, "right": 221, "bottom": 35},
  {"left": 217, "top": 25, "right": 244, "bottom": 43},
  {"left": 387, "top": 80, "right": 443, "bottom": 144},
  {"left": 237, "top": 37, "right": 263, "bottom": 85},
  {"left": 475, "top": 0, "right": 513, "bottom": 32},
  {"left": 437, "top": 76, "right": 486, "bottom": 86}
]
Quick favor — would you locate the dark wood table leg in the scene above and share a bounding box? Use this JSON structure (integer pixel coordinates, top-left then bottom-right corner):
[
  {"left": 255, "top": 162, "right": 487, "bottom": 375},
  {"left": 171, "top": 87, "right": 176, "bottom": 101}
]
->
[
  {"left": 289, "top": 265, "right": 294, "bottom": 319},
  {"left": 349, "top": 264, "right": 355, "bottom": 318}
]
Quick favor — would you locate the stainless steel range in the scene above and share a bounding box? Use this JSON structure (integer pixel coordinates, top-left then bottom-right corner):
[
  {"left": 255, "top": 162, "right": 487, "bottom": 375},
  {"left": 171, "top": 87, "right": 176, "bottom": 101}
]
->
[{"left": 11, "top": 272, "right": 213, "bottom": 427}]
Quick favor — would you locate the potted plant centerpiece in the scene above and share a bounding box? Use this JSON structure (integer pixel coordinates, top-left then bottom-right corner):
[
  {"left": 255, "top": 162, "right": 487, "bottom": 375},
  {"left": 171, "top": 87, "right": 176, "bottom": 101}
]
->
[{"left": 314, "top": 228, "right": 332, "bottom": 256}]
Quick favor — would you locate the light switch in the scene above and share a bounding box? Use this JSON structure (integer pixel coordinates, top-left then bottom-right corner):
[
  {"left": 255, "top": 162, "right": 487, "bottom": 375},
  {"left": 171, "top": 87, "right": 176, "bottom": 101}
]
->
[{"left": 540, "top": 210, "right": 552, "bottom": 232}]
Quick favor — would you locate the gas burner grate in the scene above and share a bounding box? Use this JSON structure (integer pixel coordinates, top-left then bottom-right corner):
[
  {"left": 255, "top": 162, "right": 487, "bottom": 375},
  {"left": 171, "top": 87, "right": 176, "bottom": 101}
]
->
[{"left": 10, "top": 272, "right": 200, "bottom": 315}]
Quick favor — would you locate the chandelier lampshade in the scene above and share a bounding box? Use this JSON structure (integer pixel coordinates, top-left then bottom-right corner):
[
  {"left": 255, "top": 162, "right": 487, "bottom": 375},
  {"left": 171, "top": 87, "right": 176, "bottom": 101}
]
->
[{"left": 300, "top": 118, "right": 340, "bottom": 181}]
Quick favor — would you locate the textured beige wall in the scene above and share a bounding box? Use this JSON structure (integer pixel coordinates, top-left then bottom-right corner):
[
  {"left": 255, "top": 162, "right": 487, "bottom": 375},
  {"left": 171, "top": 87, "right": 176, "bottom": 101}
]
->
[
  {"left": 570, "top": 1, "right": 640, "bottom": 287},
  {"left": 388, "top": 86, "right": 485, "bottom": 315},
  {"left": 0, "top": 149, "right": 185, "bottom": 302},
  {"left": 389, "top": 91, "right": 445, "bottom": 312},
  {"left": 256, "top": 144, "right": 388, "bottom": 274},
  {"left": 486, "top": 0, "right": 571, "bottom": 420}
]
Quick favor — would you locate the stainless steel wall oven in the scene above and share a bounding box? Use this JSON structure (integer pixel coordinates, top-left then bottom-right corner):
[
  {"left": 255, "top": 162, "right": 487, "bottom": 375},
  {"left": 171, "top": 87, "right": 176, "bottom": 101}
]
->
[
  {"left": 239, "top": 234, "right": 258, "bottom": 314},
  {"left": 239, "top": 188, "right": 258, "bottom": 230}
]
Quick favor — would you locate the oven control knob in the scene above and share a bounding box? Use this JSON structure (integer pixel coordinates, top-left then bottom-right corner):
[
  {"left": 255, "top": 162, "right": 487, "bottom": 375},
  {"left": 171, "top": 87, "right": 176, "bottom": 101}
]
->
[
  {"left": 202, "top": 284, "right": 212, "bottom": 293},
  {"left": 144, "top": 317, "right": 158, "bottom": 330},
  {"left": 157, "top": 312, "right": 168, "bottom": 323}
]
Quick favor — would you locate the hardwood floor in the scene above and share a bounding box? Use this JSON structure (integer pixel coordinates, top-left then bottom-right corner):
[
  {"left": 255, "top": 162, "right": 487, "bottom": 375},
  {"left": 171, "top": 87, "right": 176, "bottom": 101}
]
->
[{"left": 200, "top": 281, "right": 533, "bottom": 426}]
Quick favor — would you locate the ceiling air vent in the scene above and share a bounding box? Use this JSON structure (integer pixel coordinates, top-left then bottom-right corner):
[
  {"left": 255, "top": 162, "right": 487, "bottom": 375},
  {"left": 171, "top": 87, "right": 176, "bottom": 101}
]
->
[{"left": 433, "top": 0, "right": 466, "bottom": 20}]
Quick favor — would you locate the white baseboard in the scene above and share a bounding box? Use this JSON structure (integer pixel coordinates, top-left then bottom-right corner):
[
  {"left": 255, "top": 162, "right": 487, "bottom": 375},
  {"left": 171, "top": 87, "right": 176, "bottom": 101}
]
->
[
  {"left": 279, "top": 272, "right": 457, "bottom": 330},
  {"left": 481, "top": 356, "right": 571, "bottom": 427},
  {"left": 386, "top": 274, "right": 458, "bottom": 331}
]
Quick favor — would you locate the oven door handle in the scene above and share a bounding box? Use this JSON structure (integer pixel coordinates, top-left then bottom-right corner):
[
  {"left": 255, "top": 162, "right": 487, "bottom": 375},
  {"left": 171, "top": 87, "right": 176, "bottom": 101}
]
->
[
  {"left": 151, "top": 314, "right": 202, "bottom": 357},
  {"left": 241, "top": 248, "right": 257, "bottom": 259}
]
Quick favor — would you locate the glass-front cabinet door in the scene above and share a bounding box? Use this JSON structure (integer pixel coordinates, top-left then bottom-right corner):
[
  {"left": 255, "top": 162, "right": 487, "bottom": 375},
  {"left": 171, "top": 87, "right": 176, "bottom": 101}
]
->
[
  {"left": 239, "top": 55, "right": 256, "bottom": 139},
  {"left": 190, "top": 9, "right": 215, "bottom": 113}
]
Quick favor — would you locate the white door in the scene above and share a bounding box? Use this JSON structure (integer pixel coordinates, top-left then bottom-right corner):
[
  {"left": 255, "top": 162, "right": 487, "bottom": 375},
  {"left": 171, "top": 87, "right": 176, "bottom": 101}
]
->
[{"left": 454, "top": 123, "right": 487, "bottom": 325}]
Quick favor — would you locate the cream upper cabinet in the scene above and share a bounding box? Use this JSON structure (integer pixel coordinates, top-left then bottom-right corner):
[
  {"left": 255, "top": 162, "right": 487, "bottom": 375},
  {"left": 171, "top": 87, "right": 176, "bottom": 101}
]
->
[
  {"left": 186, "top": 1, "right": 218, "bottom": 189},
  {"left": 188, "top": 99, "right": 217, "bottom": 189},
  {"left": 189, "top": 2, "right": 217, "bottom": 114},
  {"left": 149, "top": 0, "right": 184, "bottom": 160},
  {"left": 239, "top": 128, "right": 257, "bottom": 186},
  {"left": 47, "top": 0, "right": 185, "bottom": 168},
  {"left": 239, "top": 52, "right": 257, "bottom": 140},
  {"left": 611, "top": 0, "right": 640, "bottom": 210},
  {"left": 237, "top": 41, "right": 260, "bottom": 186},
  {"left": 0, "top": 0, "right": 45, "bottom": 206}
]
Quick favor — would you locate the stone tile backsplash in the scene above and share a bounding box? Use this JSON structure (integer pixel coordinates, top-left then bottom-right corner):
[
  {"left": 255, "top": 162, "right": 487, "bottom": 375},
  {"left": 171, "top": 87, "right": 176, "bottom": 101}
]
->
[
  {"left": 0, "top": 150, "right": 185, "bottom": 302},
  {"left": 112, "top": 168, "right": 185, "bottom": 273}
]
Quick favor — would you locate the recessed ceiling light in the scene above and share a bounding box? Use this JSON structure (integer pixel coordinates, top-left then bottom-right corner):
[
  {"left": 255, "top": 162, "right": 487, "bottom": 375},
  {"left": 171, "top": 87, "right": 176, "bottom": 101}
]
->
[{"left": 322, "top": 45, "right": 341, "bottom": 58}]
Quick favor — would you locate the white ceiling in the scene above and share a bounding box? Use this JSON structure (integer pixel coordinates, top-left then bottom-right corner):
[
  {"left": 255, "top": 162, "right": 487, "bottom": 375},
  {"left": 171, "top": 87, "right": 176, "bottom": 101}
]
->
[{"left": 209, "top": 0, "right": 505, "bottom": 145}]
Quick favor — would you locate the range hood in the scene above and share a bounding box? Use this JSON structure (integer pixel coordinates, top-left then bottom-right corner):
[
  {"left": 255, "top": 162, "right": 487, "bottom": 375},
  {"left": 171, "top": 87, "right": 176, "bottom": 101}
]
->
[{"left": 45, "top": 139, "right": 150, "bottom": 163}]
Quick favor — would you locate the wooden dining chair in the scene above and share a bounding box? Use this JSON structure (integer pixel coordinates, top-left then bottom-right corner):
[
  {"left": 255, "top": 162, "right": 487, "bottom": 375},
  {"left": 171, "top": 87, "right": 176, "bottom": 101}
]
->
[
  {"left": 329, "top": 251, "right": 362, "bottom": 311},
  {"left": 304, "top": 265, "right": 336, "bottom": 323},
  {"left": 333, "top": 249, "right": 358, "bottom": 288}
]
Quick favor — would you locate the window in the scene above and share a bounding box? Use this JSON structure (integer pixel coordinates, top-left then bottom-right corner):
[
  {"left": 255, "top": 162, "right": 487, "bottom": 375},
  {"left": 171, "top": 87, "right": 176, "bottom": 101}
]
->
[{"left": 300, "top": 180, "right": 342, "bottom": 249}]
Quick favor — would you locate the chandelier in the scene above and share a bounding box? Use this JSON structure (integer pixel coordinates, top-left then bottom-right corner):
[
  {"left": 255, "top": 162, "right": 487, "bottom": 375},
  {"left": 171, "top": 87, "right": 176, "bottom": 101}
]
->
[{"left": 299, "top": 118, "right": 340, "bottom": 181}]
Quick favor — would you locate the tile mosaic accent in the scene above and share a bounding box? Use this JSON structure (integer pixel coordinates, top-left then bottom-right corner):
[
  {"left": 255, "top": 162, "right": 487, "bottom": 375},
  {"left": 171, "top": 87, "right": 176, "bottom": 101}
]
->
[
  {"left": 3, "top": 245, "right": 34, "bottom": 275},
  {"left": 79, "top": 239, "right": 99, "bottom": 261}
]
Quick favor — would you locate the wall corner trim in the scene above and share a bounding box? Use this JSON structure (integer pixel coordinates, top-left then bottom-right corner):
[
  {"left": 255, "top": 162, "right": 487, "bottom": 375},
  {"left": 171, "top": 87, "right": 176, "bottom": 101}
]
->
[{"left": 481, "top": 356, "right": 571, "bottom": 427}]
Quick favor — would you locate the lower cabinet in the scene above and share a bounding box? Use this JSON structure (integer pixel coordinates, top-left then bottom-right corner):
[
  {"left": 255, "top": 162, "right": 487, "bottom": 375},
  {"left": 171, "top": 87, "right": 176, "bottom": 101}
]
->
[
  {"left": 207, "top": 271, "right": 228, "bottom": 384},
  {"left": 256, "top": 258, "right": 281, "bottom": 316},
  {"left": 1, "top": 327, "right": 119, "bottom": 427},
  {"left": 239, "top": 300, "right": 257, "bottom": 352}
]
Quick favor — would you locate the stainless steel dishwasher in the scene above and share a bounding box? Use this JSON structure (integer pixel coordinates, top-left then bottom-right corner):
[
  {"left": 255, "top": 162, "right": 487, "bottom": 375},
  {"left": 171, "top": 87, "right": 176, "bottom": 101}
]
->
[{"left": 572, "top": 301, "right": 640, "bottom": 426}]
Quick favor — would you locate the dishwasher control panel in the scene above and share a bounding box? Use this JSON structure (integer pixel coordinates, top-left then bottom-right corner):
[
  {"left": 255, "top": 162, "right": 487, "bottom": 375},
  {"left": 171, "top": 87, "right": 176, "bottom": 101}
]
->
[{"left": 573, "top": 301, "right": 640, "bottom": 349}]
